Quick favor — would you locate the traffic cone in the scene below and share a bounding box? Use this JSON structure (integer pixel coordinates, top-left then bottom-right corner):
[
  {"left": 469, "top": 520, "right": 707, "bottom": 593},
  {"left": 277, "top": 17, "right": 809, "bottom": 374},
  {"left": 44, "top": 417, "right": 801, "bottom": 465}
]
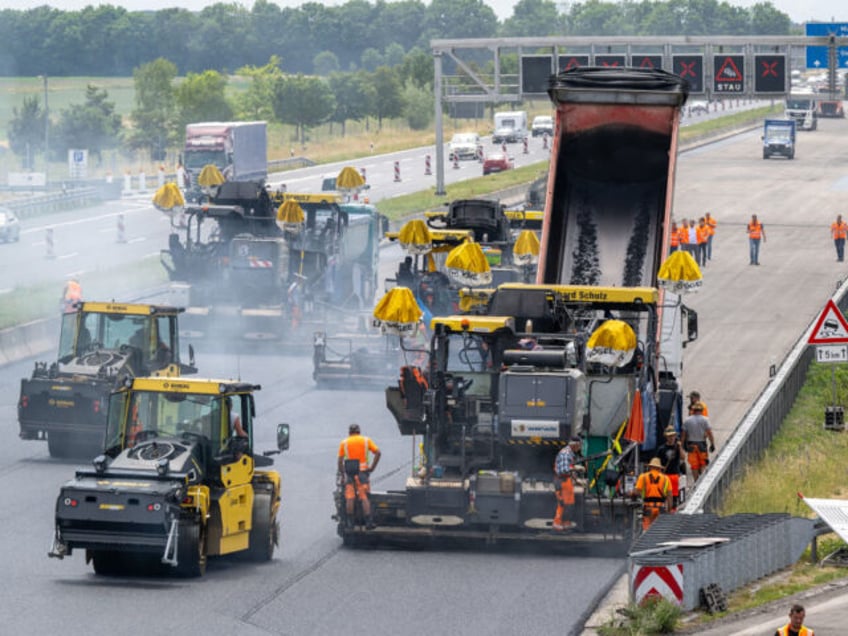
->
[
  {"left": 117, "top": 214, "right": 127, "bottom": 243},
  {"left": 46, "top": 227, "right": 55, "bottom": 259},
  {"left": 523, "top": 137, "right": 528, "bottom": 154},
  {"left": 393, "top": 161, "right": 401, "bottom": 183},
  {"left": 424, "top": 155, "right": 432, "bottom": 175}
]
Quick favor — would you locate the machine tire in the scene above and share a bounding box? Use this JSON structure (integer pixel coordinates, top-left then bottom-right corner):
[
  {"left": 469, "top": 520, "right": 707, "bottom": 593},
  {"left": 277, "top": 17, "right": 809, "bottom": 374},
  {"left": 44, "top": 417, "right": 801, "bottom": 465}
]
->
[
  {"left": 91, "top": 550, "right": 125, "bottom": 576},
  {"left": 47, "top": 432, "right": 72, "bottom": 458},
  {"left": 176, "top": 519, "right": 207, "bottom": 577},
  {"left": 247, "top": 492, "right": 276, "bottom": 561},
  {"left": 789, "top": 149, "right": 795, "bottom": 160}
]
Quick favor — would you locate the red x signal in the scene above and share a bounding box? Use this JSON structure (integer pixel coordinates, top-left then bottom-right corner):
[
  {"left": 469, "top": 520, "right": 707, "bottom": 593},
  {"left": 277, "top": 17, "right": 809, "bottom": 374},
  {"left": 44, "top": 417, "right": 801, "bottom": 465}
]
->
[
  {"left": 761, "top": 60, "right": 779, "bottom": 77},
  {"left": 679, "top": 61, "right": 697, "bottom": 78}
]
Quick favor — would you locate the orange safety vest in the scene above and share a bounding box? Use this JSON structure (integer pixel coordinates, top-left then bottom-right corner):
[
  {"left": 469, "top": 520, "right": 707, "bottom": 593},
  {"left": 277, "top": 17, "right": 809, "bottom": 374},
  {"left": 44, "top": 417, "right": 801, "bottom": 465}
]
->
[
  {"left": 688, "top": 400, "right": 710, "bottom": 417},
  {"left": 705, "top": 215, "right": 717, "bottom": 236},
  {"left": 339, "top": 434, "right": 379, "bottom": 472},
  {"left": 636, "top": 469, "right": 670, "bottom": 503},
  {"left": 678, "top": 226, "right": 689, "bottom": 245},
  {"left": 64, "top": 280, "right": 82, "bottom": 302},
  {"left": 776, "top": 625, "right": 813, "bottom": 636},
  {"left": 670, "top": 228, "right": 680, "bottom": 247},
  {"left": 747, "top": 221, "right": 763, "bottom": 239},
  {"left": 696, "top": 225, "right": 709, "bottom": 244},
  {"left": 832, "top": 222, "right": 848, "bottom": 240}
]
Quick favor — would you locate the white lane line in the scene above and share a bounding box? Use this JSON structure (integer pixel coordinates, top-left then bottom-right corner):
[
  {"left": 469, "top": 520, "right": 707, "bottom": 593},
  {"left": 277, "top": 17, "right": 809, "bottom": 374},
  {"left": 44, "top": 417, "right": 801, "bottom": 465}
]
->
[
  {"left": 64, "top": 270, "right": 86, "bottom": 279},
  {"left": 57, "top": 252, "right": 79, "bottom": 260},
  {"left": 128, "top": 237, "right": 146, "bottom": 244},
  {"left": 0, "top": 288, "right": 12, "bottom": 295}
]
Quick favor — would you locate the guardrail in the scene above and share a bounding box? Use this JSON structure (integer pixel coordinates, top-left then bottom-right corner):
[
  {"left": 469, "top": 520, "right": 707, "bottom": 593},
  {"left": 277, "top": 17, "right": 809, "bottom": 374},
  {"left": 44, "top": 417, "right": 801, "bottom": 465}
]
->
[
  {"left": 683, "top": 276, "right": 848, "bottom": 514},
  {"left": 4, "top": 187, "right": 108, "bottom": 219}
]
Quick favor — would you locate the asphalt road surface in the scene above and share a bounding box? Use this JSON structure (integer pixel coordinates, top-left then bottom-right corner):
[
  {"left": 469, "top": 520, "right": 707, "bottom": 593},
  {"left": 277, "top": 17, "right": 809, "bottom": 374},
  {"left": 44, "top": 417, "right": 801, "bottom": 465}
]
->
[{"left": 2, "top": 104, "right": 841, "bottom": 636}]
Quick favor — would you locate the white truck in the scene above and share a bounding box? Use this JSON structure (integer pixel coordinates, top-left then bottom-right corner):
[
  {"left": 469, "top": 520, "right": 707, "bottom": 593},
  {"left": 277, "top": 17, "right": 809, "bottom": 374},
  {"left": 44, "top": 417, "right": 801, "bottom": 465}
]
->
[
  {"left": 182, "top": 121, "right": 268, "bottom": 200},
  {"left": 492, "top": 110, "right": 528, "bottom": 144},
  {"left": 784, "top": 94, "right": 817, "bottom": 131}
]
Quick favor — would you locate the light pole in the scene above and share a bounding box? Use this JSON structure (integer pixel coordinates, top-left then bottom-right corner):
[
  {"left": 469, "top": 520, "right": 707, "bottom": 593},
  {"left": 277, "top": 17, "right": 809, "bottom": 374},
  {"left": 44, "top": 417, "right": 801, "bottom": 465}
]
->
[{"left": 40, "top": 75, "right": 49, "bottom": 184}]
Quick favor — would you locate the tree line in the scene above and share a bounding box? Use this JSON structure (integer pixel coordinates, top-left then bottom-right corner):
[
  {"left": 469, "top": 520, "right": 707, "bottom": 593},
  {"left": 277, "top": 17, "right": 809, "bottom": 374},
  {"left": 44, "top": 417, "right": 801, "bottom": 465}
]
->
[{"left": 0, "top": 0, "right": 792, "bottom": 77}]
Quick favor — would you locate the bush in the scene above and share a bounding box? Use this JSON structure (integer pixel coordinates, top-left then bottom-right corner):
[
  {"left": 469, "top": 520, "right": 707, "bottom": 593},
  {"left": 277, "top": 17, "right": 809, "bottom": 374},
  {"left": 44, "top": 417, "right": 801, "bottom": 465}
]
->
[{"left": 598, "top": 596, "right": 683, "bottom": 635}]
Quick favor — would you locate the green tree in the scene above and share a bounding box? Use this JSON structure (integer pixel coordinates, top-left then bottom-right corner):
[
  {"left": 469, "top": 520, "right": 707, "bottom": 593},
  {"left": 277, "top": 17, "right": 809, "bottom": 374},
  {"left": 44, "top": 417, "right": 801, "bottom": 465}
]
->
[
  {"left": 272, "top": 73, "right": 336, "bottom": 145},
  {"left": 383, "top": 43, "right": 406, "bottom": 68},
  {"left": 234, "top": 56, "right": 285, "bottom": 121},
  {"left": 369, "top": 66, "right": 404, "bottom": 129},
  {"left": 7, "top": 95, "right": 46, "bottom": 169},
  {"left": 749, "top": 2, "right": 791, "bottom": 34},
  {"left": 399, "top": 47, "right": 434, "bottom": 90},
  {"left": 53, "top": 84, "right": 122, "bottom": 164},
  {"left": 328, "top": 71, "right": 377, "bottom": 136},
  {"left": 423, "top": 0, "right": 498, "bottom": 40},
  {"left": 402, "top": 81, "right": 432, "bottom": 130},
  {"left": 128, "top": 58, "right": 177, "bottom": 159},
  {"left": 502, "top": 0, "right": 562, "bottom": 37},
  {"left": 361, "top": 48, "right": 383, "bottom": 72},
  {"left": 314, "top": 50, "right": 341, "bottom": 76},
  {"left": 174, "top": 70, "right": 233, "bottom": 133}
]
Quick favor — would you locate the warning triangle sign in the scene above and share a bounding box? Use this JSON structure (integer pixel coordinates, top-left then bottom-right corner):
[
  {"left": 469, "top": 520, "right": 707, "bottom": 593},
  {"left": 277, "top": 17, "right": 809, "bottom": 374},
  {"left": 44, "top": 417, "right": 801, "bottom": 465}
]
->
[
  {"left": 808, "top": 299, "right": 848, "bottom": 344},
  {"left": 564, "top": 57, "right": 581, "bottom": 70},
  {"left": 638, "top": 57, "right": 655, "bottom": 69},
  {"left": 715, "top": 57, "right": 742, "bottom": 82}
]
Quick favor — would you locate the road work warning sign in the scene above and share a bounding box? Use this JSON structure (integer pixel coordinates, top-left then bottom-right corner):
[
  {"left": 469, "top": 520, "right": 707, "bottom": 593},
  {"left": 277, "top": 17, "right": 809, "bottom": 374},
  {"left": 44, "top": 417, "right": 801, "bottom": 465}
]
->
[{"left": 808, "top": 299, "right": 848, "bottom": 344}]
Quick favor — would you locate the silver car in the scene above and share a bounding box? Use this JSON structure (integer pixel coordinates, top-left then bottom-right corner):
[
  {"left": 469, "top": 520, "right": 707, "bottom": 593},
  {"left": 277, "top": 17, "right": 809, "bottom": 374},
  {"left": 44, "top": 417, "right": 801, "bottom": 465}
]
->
[{"left": 0, "top": 208, "right": 20, "bottom": 243}]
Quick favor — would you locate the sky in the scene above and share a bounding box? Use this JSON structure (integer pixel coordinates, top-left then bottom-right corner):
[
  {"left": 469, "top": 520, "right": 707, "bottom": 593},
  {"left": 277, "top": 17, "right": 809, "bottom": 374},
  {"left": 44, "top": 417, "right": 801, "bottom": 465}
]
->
[
  {"left": 0, "top": 0, "right": 843, "bottom": 25},
  {"left": 0, "top": 0, "right": 848, "bottom": 23}
]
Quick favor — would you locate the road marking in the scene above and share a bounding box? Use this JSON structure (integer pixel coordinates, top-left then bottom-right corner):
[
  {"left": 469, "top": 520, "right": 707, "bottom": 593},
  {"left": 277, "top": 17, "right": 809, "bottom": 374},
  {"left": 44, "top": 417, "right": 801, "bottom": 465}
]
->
[
  {"left": 57, "top": 252, "right": 79, "bottom": 260},
  {"left": 128, "top": 237, "right": 146, "bottom": 244},
  {"left": 0, "top": 288, "right": 12, "bottom": 295},
  {"left": 64, "top": 269, "right": 86, "bottom": 279}
]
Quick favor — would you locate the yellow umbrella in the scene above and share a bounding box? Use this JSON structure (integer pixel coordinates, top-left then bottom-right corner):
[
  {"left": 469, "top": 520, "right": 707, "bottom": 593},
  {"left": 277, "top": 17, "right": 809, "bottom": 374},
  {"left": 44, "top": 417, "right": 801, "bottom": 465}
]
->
[
  {"left": 445, "top": 241, "right": 492, "bottom": 287},
  {"left": 197, "top": 164, "right": 225, "bottom": 187},
  {"left": 513, "top": 229, "right": 540, "bottom": 265},
  {"left": 336, "top": 166, "right": 366, "bottom": 190},
  {"left": 152, "top": 182, "right": 185, "bottom": 213},
  {"left": 398, "top": 219, "right": 433, "bottom": 255},
  {"left": 657, "top": 250, "right": 703, "bottom": 294},
  {"left": 586, "top": 319, "right": 637, "bottom": 367},
  {"left": 373, "top": 286, "right": 423, "bottom": 336},
  {"left": 276, "top": 199, "right": 306, "bottom": 233}
]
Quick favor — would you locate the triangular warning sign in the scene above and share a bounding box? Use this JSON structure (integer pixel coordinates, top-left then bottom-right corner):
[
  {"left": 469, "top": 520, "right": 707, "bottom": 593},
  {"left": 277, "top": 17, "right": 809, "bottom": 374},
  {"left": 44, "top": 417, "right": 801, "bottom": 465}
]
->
[
  {"left": 564, "top": 57, "right": 581, "bottom": 70},
  {"left": 715, "top": 57, "right": 742, "bottom": 82},
  {"left": 638, "top": 57, "right": 655, "bottom": 69},
  {"left": 808, "top": 299, "right": 848, "bottom": 344}
]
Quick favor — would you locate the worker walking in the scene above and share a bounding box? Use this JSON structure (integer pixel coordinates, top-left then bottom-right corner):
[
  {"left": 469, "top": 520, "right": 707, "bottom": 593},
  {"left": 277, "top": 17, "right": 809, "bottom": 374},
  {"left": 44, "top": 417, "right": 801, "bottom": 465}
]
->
[
  {"left": 552, "top": 436, "right": 584, "bottom": 531},
  {"left": 655, "top": 426, "right": 686, "bottom": 512},
  {"left": 682, "top": 403, "right": 715, "bottom": 482},
  {"left": 631, "top": 457, "right": 672, "bottom": 531},
  {"left": 338, "top": 423, "right": 381, "bottom": 530},
  {"left": 774, "top": 603, "right": 814, "bottom": 636},
  {"left": 704, "top": 212, "right": 717, "bottom": 261},
  {"left": 747, "top": 214, "right": 766, "bottom": 265},
  {"left": 831, "top": 214, "right": 848, "bottom": 262},
  {"left": 687, "top": 390, "right": 709, "bottom": 417}
]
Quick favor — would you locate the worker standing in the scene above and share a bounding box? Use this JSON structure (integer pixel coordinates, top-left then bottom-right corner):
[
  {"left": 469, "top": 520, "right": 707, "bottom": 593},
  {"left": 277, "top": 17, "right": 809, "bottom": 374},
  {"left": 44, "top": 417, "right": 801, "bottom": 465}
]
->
[
  {"left": 677, "top": 218, "right": 689, "bottom": 255},
  {"left": 631, "top": 457, "right": 672, "bottom": 531},
  {"left": 686, "top": 219, "right": 699, "bottom": 259},
  {"left": 687, "top": 390, "right": 709, "bottom": 417},
  {"left": 681, "top": 403, "right": 715, "bottom": 482},
  {"left": 669, "top": 220, "right": 680, "bottom": 252},
  {"left": 747, "top": 214, "right": 766, "bottom": 266},
  {"left": 704, "top": 212, "right": 717, "bottom": 261},
  {"left": 774, "top": 603, "right": 814, "bottom": 636},
  {"left": 696, "top": 217, "right": 709, "bottom": 267},
  {"left": 61, "top": 278, "right": 82, "bottom": 313},
  {"left": 655, "top": 426, "right": 686, "bottom": 512},
  {"left": 338, "top": 423, "right": 381, "bottom": 530},
  {"left": 831, "top": 214, "right": 848, "bottom": 262},
  {"left": 552, "top": 436, "right": 584, "bottom": 531}
]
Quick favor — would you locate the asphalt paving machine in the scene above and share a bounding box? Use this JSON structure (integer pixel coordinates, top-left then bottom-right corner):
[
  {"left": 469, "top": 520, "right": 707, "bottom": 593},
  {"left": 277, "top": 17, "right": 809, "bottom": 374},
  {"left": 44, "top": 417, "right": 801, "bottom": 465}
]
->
[
  {"left": 335, "top": 67, "right": 698, "bottom": 545},
  {"left": 49, "top": 377, "right": 290, "bottom": 577},
  {"left": 18, "top": 301, "right": 196, "bottom": 458},
  {"left": 160, "top": 182, "right": 383, "bottom": 350}
]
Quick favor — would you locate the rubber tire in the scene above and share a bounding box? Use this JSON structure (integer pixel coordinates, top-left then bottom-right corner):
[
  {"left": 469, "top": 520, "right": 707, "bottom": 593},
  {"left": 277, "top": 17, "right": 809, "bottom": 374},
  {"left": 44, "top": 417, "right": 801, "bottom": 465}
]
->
[
  {"left": 47, "top": 432, "right": 72, "bottom": 459},
  {"left": 91, "top": 550, "right": 125, "bottom": 576},
  {"left": 175, "top": 520, "right": 207, "bottom": 577},
  {"left": 247, "top": 492, "right": 277, "bottom": 561}
]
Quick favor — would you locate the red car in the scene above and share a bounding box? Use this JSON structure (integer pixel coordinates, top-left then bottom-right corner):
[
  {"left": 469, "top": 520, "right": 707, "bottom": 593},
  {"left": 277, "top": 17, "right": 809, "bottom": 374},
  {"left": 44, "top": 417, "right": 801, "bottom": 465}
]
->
[{"left": 482, "top": 151, "right": 514, "bottom": 175}]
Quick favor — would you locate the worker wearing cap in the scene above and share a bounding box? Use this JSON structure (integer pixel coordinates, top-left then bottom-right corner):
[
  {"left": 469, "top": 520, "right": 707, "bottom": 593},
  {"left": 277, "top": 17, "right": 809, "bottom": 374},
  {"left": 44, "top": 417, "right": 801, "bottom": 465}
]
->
[
  {"left": 682, "top": 403, "right": 715, "bottom": 482},
  {"left": 338, "top": 423, "right": 381, "bottom": 530},
  {"left": 775, "top": 603, "right": 814, "bottom": 636},
  {"left": 687, "top": 390, "right": 709, "bottom": 417},
  {"left": 631, "top": 457, "right": 672, "bottom": 531},
  {"left": 552, "top": 436, "right": 584, "bottom": 531},
  {"left": 654, "top": 426, "right": 686, "bottom": 512}
]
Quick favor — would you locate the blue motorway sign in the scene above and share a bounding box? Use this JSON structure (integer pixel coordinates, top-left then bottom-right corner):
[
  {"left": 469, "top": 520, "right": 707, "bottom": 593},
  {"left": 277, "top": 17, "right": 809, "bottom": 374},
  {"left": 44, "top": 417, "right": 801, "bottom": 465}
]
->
[
  {"left": 805, "top": 22, "right": 848, "bottom": 37},
  {"left": 806, "top": 46, "right": 848, "bottom": 69}
]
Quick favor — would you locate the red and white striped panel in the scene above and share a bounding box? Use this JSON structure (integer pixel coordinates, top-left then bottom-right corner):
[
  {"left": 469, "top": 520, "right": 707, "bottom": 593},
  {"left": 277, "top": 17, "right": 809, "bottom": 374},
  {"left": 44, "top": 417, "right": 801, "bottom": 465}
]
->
[
  {"left": 248, "top": 256, "right": 273, "bottom": 268},
  {"left": 631, "top": 563, "right": 684, "bottom": 605}
]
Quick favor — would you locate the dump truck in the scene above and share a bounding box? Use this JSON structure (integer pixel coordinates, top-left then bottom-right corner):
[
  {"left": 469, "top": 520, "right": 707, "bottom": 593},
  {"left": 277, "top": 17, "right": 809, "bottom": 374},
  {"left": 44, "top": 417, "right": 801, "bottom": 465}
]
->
[
  {"left": 762, "top": 118, "right": 796, "bottom": 160},
  {"left": 182, "top": 121, "right": 267, "bottom": 202},
  {"left": 334, "top": 67, "right": 697, "bottom": 545},
  {"left": 49, "top": 377, "right": 290, "bottom": 577},
  {"left": 18, "top": 302, "right": 196, "bottom": 458},
  {"left": 161, "top": 183, "right": 384, "bottom": 350}
]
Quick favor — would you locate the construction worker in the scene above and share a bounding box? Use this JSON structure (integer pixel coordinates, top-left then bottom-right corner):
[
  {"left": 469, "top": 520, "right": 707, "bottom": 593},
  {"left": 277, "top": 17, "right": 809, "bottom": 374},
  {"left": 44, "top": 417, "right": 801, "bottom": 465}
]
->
[
  {"left": 655, "top": 426, "right": 686, "bottom": 511},
  {"left": 831, "top": 214, "right": 848, "bottom": 262},
  {"left": 62, "top": 278, "right": 82, "bottom": 313},
  {"left": 775, "top": 603, "right": 814, "bottom": 636},
  {"left": 704, "top": 212, "right": 717, "bottom": 261},
  {"left": 686, "top": 219, "right": 698, "bottom": 259},
  {"left": 677, "top": 218, "right": 689, "bottom": 254},
  {"left": 696, "top": 217, "right": 709, "bottom": 267},
  {"left": 682, "top": 403, "right": 715, "bottom": 482},
  {"left": 225, "top": 396, "right": 247, "bottom": 438},
  {"left": 631, "top": 457, "right": 672, "bottom": 531},
  {"left": 747, "top": 214, "right": 766, "bottom": 266},
  {"left": 552, "top": 436, "right": 584, "bottom": 531},
  {"left": 338, "top": 423, "right": 381, "bottom": 530},
  {"left": 669, "top": 220, "right": 680, "bottom": 252},
  {"left": 687, "top": 390, "right": 709, "bottom": 417}
]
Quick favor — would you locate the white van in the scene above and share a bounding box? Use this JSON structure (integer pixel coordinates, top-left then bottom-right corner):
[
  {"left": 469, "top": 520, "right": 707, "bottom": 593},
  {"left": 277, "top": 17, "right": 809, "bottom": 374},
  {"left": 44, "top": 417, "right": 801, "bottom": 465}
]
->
[{"left": 492, "top": 111, "right": 528, "bottom": 144}]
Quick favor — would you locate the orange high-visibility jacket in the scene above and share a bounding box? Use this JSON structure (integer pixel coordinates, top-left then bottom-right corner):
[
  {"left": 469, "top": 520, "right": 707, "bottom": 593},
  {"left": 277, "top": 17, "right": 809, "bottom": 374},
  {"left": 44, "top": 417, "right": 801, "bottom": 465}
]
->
[{"left": 747, "top": 221, "right": 763, "bottom": 239}]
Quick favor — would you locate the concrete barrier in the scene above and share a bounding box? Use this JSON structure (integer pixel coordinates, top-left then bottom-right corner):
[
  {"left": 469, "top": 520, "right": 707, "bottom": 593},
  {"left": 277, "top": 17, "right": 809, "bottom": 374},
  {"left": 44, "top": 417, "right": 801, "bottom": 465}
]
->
[{"left": 0, "top": 317, "right": 58, "bottom": 366}]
